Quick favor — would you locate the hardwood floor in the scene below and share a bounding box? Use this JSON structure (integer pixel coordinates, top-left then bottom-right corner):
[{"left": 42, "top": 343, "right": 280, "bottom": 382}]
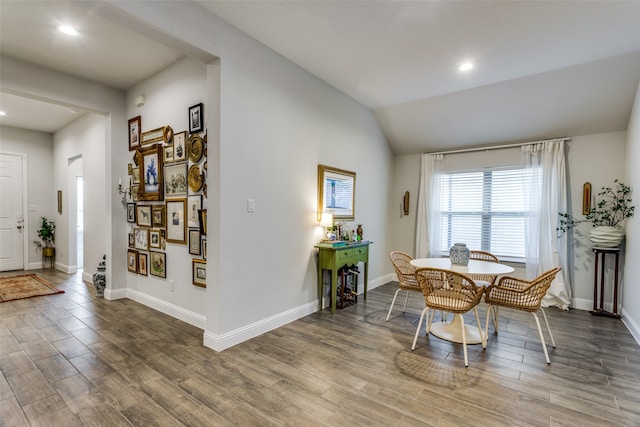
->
[{"left": 1, "top": 269, "right": 639, "bottom": 426}]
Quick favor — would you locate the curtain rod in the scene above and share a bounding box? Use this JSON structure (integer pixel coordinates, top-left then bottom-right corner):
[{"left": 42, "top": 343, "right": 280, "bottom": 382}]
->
[{"left": 426, "top": 137, "right": 571, "bottom": 156}]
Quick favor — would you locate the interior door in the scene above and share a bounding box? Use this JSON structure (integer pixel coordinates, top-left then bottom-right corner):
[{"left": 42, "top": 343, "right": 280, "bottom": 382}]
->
[{"left": 0, "top": 153, "right": 24, "bottom": 271}]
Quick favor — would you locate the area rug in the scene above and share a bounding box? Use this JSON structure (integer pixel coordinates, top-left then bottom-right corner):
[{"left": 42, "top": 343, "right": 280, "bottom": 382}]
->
[{"left": 0, "top": 274, "right": 64, "bottom": 302}]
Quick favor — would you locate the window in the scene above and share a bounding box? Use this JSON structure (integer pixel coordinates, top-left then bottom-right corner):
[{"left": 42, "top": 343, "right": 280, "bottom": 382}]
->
[{"left": 435, "top": 167, "right": 539, "bottom": 262}]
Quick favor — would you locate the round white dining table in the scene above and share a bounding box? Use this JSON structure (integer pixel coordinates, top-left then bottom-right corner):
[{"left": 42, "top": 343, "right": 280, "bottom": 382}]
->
[{"left": 409, "top": 258, "right": 515, "bottom": 345}]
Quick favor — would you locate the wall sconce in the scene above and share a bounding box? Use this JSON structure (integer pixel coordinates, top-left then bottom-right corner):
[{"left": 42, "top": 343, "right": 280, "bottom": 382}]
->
[
  {"left": 319, "top": 212, "right": 334, "bottom": 240},
  {"left": 117, "top": 178, "right": 131, "bottom": 197}
]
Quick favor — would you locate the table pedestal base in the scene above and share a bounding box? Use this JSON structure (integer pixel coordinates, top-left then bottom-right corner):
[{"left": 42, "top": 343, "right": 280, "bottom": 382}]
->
[
  {"left": 589, "top": 308, "right": 621, "bottom": 319},
  {"left": 430, "top": 316, "right": 483, "bottom": 345}
]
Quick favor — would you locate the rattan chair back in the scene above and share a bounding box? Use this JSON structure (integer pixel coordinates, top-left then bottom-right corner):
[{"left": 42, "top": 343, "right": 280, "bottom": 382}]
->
[
  {"left": 484, "top": 267, "right": 561, "bottom": 312},
  {"left": 415, "top": 268, "right": 484, "bottom": 314},
  {"left": 389, "top": 251, "right": 420, "bottom": 292},
  {"left": 468, "top": 250, "right": 500, "bottom": 286}
]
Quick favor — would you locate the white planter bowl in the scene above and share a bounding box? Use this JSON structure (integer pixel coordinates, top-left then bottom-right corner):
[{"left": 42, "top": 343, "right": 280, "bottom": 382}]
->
[{"left": 589, "top": 226, "right": 624, "bottom": 248}]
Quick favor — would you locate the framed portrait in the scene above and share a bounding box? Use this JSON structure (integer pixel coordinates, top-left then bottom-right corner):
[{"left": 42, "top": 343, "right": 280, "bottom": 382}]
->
[
  {"left": 132, "top": 167, "right": 140, "bottom": 185},
  {"left": 187, "top": 195, "right": 202, "bottom": 228},
  {"left": 138, "top": 253, "right": 148, "bottom": 276},
  {"left": 134, "top": 228, "right": 149, "bottom": 251},
  {"left": 136, "top": 204, "right": 152, "bottom": 227},
  {"left": 149, "top": 229, "right": 163, "bottom": 249},
  {"left": 152, "top": 205, "right": 165, "bottom": 228},
  {"left": 128, "top": 233, "right": 134, "bottom": 248},
  {"left": 198, "top": 209, "right": 207, "bottom": 236},
  {"left": 164, "top": 144, "right": 174, "bottom": 163},
  {"left": 317, "top": 164, "right": 356, "bottom": 221},
  {"left": 127, "top": 203, "right": 136, "bottom": 223},
  {"left": 173, "top": 131, "right": 187, "bottom": 162},
  {"left": 128, "top": 116, "right": 141, "bottom": 151},
  {"left": 202, "top": 237, "right": 207, "bottom": 260},
  {"left": 149, "top": 251, "right": 166, "bottom": 278},
  {"left": 164, "top": 163, "right": 188, "bottom": 197},
  {"left": 189, "top": 229, "right": 201, "bottom": 255},
  {"left": 127, "top": 249, "right": 138, "bottom": 273},
  {"left": 166, "top": 199, "right": 186, "bottom": 244},
  {"left": 189, "top": 103, "right": 204, "bottom": 134},
  {"left": 138, "top": 145, "right": 164, "bottom": 201},
  {"left": 192, "top": 258, "right": 206, "bottom": 287}
]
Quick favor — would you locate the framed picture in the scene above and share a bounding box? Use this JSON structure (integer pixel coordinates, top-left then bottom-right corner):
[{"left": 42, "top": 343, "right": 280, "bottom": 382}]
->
[
  {"left": 149, "top": 229, "right": 163, "bottom": 249},
  {"left": 198, "top": 209, "right": 207, "bottom": 235},
  {"left": 138, "top": 253, "right": 148, "bottom": 276},
  {"left": 128, "top": 116, "right": 141, "bottom": 151},
  {"left": 166, "top": 199, "right": 186, "bottom": 244},
  {"left": 189, "top": 229, "right": 201, "bottom": 255},
  {"left": 152, "top": 205, "right": 165, "bottom": 228},
  {"left": 202, "top": 237, "right": 207, "bottom": 260},
  {"left": 189, "top": 103, "right": 204, "bottom": 134},
  {"left": 317, "top": 164, "right": 356, "bottom": 221},
  {"left": 187, "top": 195, "right": 202, "bottom": 228},
  {"left": 163, "top": 144, "right": 174, "bottom": 163},
  {"left": 138, "top": 145, "right": 164, "bottom": 201},
  {"left": 134, "top": 228, "right": 149, "bottom": 251},
  {"left": 132, "top": 167, "right": 140, "bottom": 185},
  {"left": 173, "top": 131, "right": 187, "bottom": 162},
  {"left": 164, "top": 163, "right": 188, "bottom": 197},
  {"left": 128, "top": 163, "right": 133, "bottom": 175},
  {"left": 149, "top": 251, "right": 166, "bottom": 278},
  {"left": 127, "top": 203, "right": 136, "bottom": 223},
  {"left": 136, "top": 204, "right": 152, "bottom": 227},
  {"left": 128, "top": 233, "right": 135, "bottom": 248},
  {"left": 141, "top": 125, "right": 173, "bottom": 146},
  {"left": 192, "top": 259, "right": 206, "bottom": 287},
  {"left": 127, "top": 249, "right": 138, "bottom": 273},
  {"left": 130, "top": 186, "right": 139, "bottom": 202}
]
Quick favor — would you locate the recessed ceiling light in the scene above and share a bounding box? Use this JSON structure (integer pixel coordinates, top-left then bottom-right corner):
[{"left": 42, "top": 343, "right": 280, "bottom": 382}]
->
[
  {"left": 59, "top": 25, "right": 78, "bottom": 36},
  {"left": 459, "top": 62, "right": 474, "bottom": 72}
]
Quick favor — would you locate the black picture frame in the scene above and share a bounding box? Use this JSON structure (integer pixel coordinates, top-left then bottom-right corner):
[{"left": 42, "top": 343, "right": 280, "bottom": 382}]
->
[
  {"left": 127, "top": 203, "right": 136, "bottom": 223},
  {"left": 189, "top": 103, "right": 204, "bottom": 134}
]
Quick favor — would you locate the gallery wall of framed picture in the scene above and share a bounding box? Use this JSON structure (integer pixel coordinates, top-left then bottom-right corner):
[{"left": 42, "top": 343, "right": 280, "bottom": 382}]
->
[{"left": 126, "top": 102, "right": 208, "bottom": 288}]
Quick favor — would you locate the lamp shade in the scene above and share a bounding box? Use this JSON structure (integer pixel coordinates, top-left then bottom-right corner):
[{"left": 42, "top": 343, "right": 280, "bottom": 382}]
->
[{"left": 319, "top": 212, "right": 333, "bottom": 227}]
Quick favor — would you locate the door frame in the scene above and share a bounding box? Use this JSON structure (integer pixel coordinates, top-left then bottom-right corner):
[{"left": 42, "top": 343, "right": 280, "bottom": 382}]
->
[{"left": 0, "top": 151, "right": 29, "bottom": 271}]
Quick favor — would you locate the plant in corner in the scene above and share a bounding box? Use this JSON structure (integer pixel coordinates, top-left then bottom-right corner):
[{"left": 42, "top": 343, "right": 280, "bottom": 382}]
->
[
  {"left": 558, "top": 179, "right": 634, "bottom": 247},
  {"left": 34, "top": 217, "right": 56, "bottom": 250}
]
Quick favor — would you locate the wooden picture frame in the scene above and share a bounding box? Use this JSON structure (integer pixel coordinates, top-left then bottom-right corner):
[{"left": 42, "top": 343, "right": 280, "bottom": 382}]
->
[
  {"left": 131, "top": 167, "right": 140, "bottom": 185},
  {"left": 189, "top": 229, "right": 201, "bottom": 255},
  {"left": 198, "top": 209, "right": 207, "bottom": 236},
  {"left": 57, "top": 190, "right": 62, "bottom": 214},
  {"left": 187, "top": 195, "right": 202, "bottom": 228},
  {"left": 141, "top": 125, "right": 173, "bottom": 146},
  {"left": 164, "top": 144, "right": 174, "bottom": 163},
  {"left": 149, "top": 229, "right": 163, "bottom": 249},
  {"left": 192, "top": 259, "right": 206, "bottom": 287},
  {"left": 138, "top": 253, "right": 148, "bottom": 276},
  {"left": 150, "top": 251, "right": 166, "bottom": 278},
  {"left": 318, "top": 164, "right": 356, "bottom": 221},
  {"left": 127, "top": 203, "right": 136, "bottom": 223},
  {"left": 138, "top": 145, "right": 164, "bottom": 201},
  {"left": 189, "top": 103, "right": 204, "bottom": 134},
  {"left": 128, "top": 233, "right": 135, "bottom": 248},
  {"left": 136, "top": 204, "right": 152, "bottom": 227},
  {"left": 202, "top": 238, "right": 207, "bottom": 260},
  {"left": 166, "top": 199, "right": 187, "bottom": 244},
  {"left": 173, "top": 131, "right": 187, "bottom": 162},
  {"left": 128, "top": 116, "right": 141, "bottom": 151},
  {"left": 127, "top": 249, "right": 138, "bottom": 273},
  {"left": 152, "top": 205, "right": 165, "bottom": 228},
  {"left": 134, "top": 228, "right": 149, "bottom": 251},
  {"left": 165, "top": 163, "right": 188, "bottom": 197}
]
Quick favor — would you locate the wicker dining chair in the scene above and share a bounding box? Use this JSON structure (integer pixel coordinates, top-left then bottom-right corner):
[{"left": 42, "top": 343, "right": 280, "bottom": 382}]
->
[
  {"left": 468, "top": 250, "right": 500, "bottom": 287},
  {"left": 412, "top": 268, "right": 485, "bottom": 367},
  {"left": 386, "top": 251, "right": 422, "bottom": 321},
  {"left": 484, "top": 267, "right": 562, "bottom": 364}
]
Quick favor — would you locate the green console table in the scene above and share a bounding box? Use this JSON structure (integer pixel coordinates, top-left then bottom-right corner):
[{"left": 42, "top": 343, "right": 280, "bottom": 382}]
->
[{"left": 315, "top": 241, "right": 371, "bottom": 313}]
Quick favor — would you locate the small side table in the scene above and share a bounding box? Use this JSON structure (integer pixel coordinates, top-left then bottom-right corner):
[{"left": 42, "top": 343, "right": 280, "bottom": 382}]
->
[
  {"left": 42, "top": 248, "right": 55, "bottom": 269},
  {"left": 590, "top": 247, "right": 621, "bottom": 318}
]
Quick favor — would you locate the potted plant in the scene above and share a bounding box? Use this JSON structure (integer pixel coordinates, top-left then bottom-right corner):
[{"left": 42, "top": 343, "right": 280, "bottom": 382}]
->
[
  {"left": 558, "top": 179, "right": 635, "bottom": 247},
  {"left": 34, "top": 217, "right": 56, "bottom": 256}
]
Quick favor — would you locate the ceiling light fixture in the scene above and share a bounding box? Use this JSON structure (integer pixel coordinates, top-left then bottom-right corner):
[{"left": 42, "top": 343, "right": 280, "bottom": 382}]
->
[
  {"left": 459, "top": 62, "right": 474, "bottom": 72},
  {"left": 59, "top": 25, "right": 78, "bottom": 36}
]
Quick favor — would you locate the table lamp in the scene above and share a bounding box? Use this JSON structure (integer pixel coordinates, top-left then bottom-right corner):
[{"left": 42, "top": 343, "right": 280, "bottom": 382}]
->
[{"left": 319, "top": 212, "right": 334, "bottom": 240}]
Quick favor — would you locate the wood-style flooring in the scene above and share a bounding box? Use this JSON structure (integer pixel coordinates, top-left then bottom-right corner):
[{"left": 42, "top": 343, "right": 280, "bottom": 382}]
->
[{"left": 1, "top": 268, "right": 639, "bottom": 426}]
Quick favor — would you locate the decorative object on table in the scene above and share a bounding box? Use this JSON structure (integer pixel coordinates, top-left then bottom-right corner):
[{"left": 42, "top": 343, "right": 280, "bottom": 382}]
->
[
  {"left": 128, "top": 116, "right": 141, "bottom": 151},
  {"left": 319, "top": 212, "right": 334, "bottom": 241},
  {"left": 317, "top": 164, "right": 356, "bottom": 221},
  {"left": 449, "top": 243, "right": 470, "bottom": 266},
  {"left": 188, "top": 164, "right": 204, "bottom": 192},
  {"left": 188, "top": 134, "right": 204, "bottom": 163},
  {"left": 357, "top": 224, "right": 363, "bottom": 240},
  {"left": 558, "top": 179, "right": 634, "bottom": 247},
  {"left": 403, "top": 191, "right": 410, "bottom": 216},
  {"left": 138, "top": 145, "right": 164, "bottom": 201},
  {"left": 92, "top": 255, "right": 106, "bottom": 297},
  {"left": 189, "top": 103, "right": 204, "bottom": 134},
  {"left": 0, "top": 274, "right": 64, "bottom": 303},
  {"left": 192, "top": 258, "right": 206, "bottom": 287},
  {"left": 34, "top": 216, "right": 55, "bottom": 257}
]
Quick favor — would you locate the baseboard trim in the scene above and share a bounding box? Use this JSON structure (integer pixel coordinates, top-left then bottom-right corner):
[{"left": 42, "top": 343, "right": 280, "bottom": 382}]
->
[
  {"left": 203, "top": 301, "right": 318, "bottom": 352},
  {"left": 571, "top": 297, "right": 592, "bottom": 311},
  {"left": 621, "top": 308, "right": 640, "bottom": 346},
  {"left": 125, "top": 289, "right": 205, "bottom": 329}
]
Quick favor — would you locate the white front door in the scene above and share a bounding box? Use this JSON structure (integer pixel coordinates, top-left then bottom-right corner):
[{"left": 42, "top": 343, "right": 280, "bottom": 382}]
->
[{"left": 0, "top": 153, "right": 25, "bottom": 271}]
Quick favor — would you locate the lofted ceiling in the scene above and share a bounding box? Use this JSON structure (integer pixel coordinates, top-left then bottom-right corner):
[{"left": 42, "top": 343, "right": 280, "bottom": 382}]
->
[{"left": 1, "top": 1, "right": 640, "bottom": 154}]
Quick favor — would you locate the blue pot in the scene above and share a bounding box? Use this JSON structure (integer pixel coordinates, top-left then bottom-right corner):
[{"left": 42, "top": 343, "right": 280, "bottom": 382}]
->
[{"left": 450, "top": 243, "right": 470, "bottom": 266}]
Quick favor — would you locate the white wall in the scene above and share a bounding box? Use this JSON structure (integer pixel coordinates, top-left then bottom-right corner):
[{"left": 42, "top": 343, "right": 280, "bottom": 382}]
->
[
  {"left": 53, "top": 113, "right": 107, "bottom": 280},
  {"left": 623, "top": 82, "right": 640, "bottom": 342},
  {"left": 0, "top": 125, "right": 54, "bottom": 269}
]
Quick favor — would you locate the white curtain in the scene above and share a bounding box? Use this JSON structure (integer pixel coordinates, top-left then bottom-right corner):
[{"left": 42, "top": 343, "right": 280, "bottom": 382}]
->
[
  {"left": 522, "top": 140, "right": 571, "bottom": 309},
  {"left": 415, "top": 153, "right": 443, "bottom": 258}
]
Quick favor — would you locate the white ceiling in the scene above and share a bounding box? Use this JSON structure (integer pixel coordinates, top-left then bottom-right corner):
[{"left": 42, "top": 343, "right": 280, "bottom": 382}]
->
[{"left": 2, "top": 1, "right": 640, "bottom": 154}]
